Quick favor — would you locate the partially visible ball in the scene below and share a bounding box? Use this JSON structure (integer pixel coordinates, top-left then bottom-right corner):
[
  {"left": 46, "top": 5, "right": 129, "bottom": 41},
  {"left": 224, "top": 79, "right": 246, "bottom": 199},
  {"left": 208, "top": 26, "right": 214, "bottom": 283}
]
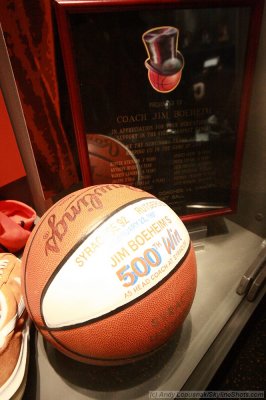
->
[
  {"left": 148, "top": 69, "right": 182, "bottom": 93},
  {"left": 87, "top": 134, "right": 140, "bottom": 186}
]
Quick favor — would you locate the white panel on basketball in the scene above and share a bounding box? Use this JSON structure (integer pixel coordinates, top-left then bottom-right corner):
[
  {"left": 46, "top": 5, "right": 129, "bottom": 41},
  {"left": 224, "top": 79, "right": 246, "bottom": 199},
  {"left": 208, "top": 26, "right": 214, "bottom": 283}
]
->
[{"left": 41, "top": 198, "right": 190, "bottom": 329}]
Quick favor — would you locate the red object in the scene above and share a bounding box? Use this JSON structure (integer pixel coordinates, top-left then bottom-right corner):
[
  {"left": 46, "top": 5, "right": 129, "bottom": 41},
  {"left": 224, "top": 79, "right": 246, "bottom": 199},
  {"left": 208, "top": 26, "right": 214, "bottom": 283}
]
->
[
  {"left": 0, "top": 89, "right": 26, "bottom": 187},
  {"left": 148, "top": 69, "right": 182, "bottom": 93},
  {"left": 0, "top": 200, "right": 36, "bottom": 252}
]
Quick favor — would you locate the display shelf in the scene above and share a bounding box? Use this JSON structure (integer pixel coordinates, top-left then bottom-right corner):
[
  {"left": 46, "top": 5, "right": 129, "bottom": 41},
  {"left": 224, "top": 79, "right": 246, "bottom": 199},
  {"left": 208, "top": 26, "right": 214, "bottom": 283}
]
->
[{"left": 30, "top": 218, "right": 264, "bottom": 399}]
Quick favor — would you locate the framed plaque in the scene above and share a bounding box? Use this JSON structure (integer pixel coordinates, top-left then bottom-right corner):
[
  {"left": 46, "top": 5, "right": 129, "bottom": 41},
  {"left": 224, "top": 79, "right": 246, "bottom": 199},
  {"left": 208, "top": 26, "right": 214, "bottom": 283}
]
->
[{"left": 54, "top": 0, "right": 263, "bottom": 221}]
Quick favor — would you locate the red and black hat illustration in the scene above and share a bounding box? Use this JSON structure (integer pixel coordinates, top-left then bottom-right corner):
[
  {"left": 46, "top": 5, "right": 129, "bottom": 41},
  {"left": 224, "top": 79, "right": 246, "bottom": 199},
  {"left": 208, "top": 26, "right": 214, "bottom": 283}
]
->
[{"left": 142, "top": 26, "right": 184, "bottom": 93}]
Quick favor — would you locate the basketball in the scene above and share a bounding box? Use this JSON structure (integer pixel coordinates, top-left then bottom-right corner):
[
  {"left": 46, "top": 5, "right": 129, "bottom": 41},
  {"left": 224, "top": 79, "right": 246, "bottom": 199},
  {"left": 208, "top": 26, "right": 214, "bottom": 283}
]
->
[
  {"left": 21, "top": 185, "right": 197, "bottom": 365},
  {"left": 87, "top": 134, "right": 140, "bottom": 186},
  {"left": 148, "top": 69, "right": 182, "bottom": 93}
]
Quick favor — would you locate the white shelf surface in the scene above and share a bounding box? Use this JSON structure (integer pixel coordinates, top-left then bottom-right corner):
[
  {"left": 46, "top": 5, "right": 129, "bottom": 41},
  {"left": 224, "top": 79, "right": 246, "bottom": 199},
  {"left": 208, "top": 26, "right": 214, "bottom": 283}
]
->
[{"left": 34, "top": 218, "right": 265, "bottom": 399}]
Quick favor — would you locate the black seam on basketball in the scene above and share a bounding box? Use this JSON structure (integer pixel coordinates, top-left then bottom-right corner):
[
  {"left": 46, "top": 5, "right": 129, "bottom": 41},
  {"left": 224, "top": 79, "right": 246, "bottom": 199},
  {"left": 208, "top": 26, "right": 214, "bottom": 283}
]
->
[
  {"left": 37, "top": 241, "right": 191, "bottom": 332},
  {"left": 22, "top": 188, "right": 94, "bottom": 316},
  {"left": 23, "top": 186, "right": 151, "bottom": 321},
  {"left": 65, "top": 184, "right": 127, "bottom": 210},
  {"left": 88, "top": 151, "right": 116, "bottom": 163},
  {"left": 39, "top": 196, "right": 155, "bottom": 325},
  {"left": 44, "top": 328, "right": 168, "bottom": 363}
]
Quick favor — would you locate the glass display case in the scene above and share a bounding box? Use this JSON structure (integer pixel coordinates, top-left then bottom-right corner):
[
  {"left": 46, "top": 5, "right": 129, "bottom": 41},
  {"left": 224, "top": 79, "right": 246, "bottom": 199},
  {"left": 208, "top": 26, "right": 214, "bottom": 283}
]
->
[
  {"left": 0, "top": 0, "right": 265, "bottom": 398},
  {"left": 24, "top": 1, "right": 265, "bottom": 398}
]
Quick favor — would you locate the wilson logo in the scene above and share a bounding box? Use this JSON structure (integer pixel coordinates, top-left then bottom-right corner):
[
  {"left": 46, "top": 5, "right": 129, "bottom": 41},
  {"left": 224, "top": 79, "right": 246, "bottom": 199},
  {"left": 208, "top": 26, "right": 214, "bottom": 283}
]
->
[{"left": 44, "top": 185, "right": 145, "bottom": 256}]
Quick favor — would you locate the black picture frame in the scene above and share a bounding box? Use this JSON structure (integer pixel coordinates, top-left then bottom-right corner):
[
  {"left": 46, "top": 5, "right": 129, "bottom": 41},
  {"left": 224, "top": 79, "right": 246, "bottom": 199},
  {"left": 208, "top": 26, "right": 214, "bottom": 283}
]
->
[{"left": 54, "top": 0, "right": 264, "bottom": 222}]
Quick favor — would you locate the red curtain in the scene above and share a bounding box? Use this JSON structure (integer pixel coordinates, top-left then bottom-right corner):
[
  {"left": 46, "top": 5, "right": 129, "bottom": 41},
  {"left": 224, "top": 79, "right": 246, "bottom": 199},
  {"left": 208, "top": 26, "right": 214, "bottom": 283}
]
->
[{"left": 0, "top": 0, "right": 79, "bottom": 198}]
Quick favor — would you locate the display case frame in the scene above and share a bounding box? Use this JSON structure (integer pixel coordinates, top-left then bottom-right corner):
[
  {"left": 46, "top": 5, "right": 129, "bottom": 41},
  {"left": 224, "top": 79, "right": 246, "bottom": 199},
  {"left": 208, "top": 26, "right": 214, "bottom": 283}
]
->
[{"left": 54, "top": 0, "right": 263, "bottom": 222}]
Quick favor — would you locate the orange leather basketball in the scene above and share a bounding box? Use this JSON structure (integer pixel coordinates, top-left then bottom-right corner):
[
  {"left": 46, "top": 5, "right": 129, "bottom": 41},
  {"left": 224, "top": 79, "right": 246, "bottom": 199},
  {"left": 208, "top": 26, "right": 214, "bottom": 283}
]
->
[
  {"left": 22, "top": 185, "right": 197, "bottom": 365},
  {"left": 87, "top": 134, "right": 140, "bottom": 186}
]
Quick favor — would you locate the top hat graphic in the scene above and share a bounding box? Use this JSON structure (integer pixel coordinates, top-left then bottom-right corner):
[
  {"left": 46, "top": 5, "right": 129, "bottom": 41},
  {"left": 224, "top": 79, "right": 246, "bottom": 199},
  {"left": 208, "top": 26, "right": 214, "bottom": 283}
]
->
[{"left": 142, "top": 26, "right": 184, "bottom": 75}]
